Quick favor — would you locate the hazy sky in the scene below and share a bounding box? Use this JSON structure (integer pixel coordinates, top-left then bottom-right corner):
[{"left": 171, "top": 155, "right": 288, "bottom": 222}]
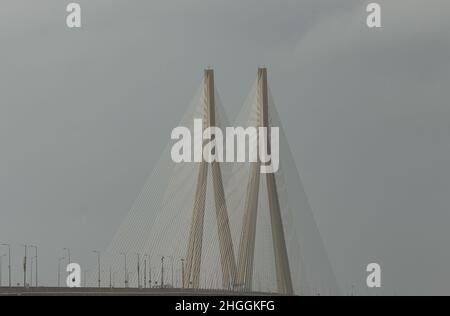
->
[{"left": 0, "top": 0, "right": 449, "bottom": 295}]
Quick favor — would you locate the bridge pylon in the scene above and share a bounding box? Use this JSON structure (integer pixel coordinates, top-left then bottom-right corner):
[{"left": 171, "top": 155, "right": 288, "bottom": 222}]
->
[
  {"left": 236, "top": 68, "right": 294, "bottom": 295},
  {"left": 183, "top": 69, "right": 237, "bottom": 290}
]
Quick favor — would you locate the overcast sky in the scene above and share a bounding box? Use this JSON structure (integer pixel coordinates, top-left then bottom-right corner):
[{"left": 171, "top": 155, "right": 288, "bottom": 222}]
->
[{"left": 0, "top": 0, "right": 449, "bottom": 295}]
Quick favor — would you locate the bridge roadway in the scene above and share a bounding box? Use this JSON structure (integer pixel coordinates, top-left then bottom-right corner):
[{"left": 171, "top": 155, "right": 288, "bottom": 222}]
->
[{"left": 0, "top": 287, "right": 279, "bottom": 296}]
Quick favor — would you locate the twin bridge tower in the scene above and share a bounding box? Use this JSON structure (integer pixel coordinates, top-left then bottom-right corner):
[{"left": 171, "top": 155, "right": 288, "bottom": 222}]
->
[{"left": 183, "top": 68, "right": 294, "bottom": 295}]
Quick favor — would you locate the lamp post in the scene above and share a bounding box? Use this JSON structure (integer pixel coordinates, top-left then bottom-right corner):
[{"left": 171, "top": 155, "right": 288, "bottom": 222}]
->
[
  {"left": 21, "top": 244, "right": 27, "bottom": 287},
  {"left": 30, "top": 256, "right": 36, "bottom": 287},
  {"left": 143, "top": 254, "right": 147, "bottom": 289},
  {"left": 0, "top": 244, "right": 11, "bottom": 287},
  {"left": 109, "top": 267, "right": 112, "bottom": 289},
  {"left": 148, "top": 254, "right": 152, "bottom": 288},
  {"left": 181, "top": 258, "right": 185, "bottom": 289},
  {"left": 121, "top": 252, "right": 128, "bottom": 288},
  {"left": 29, "top": 245, "right": 38, "bottom": 287},
  {"left": 161, "top": 256, "right": 165, "bottom": 289},
  {"left": 93, "top": 250, "right": 101, "bottom": 288},
  {"left": 58, "top": 257, "right": 65, "bottom": 287},
  {"left": 0, "top": 253, "right": 6, "bottom": 286},
  {"left": 135, "top": 253, "right": 141, "bottom": 289}
]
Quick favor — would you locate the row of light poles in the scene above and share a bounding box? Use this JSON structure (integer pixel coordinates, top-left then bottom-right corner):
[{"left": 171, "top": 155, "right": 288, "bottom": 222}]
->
[
  {"left": 119, "top": 252, "right": 185, "bottom": 289},
  {"left": 0, "top": 243, "right": 66, "bottom": 288},
  {"left": 1, "top": 243, "right": 186, "bottom": 289},
  {"left": 0, "top": 243, "right": 38, "bottom": 288},
  {"left": 60, "top": 251, "right": 184, "bottom": 289}
]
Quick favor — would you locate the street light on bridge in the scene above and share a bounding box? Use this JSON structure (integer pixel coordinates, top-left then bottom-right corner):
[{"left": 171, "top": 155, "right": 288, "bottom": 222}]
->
[
  {"left": 0, "top": 244, "right": 11, "bottom": 287},
  {"left": 160, "top": 256, "right": 165, "bottom": 288},
  {"left": 0, "top": 253, "right": 6, "bottom": 286},
  {"left": 58, "top": 257, "right": 65, "bottom": 287},
  {"left": 121, "top": 252, "right": 128, "bottom": 288},
  {"left": 148, "top": 254, "right": 153, "bottom": 288},
  {"left": 29, "top": 245, "right": 38, "bottom": 287},
  {"left": 135, "top": 252, "right": 141, "bottom": 289},
  {"left": 109, "top": 267, "right": 113, "bottom": 289},
  {"left": 181, "top": 258, "right": 185, "bottom": 289},
  {"left": 21, "top": 244, "right": 27, "bottom": 287},
  {"left": 148, "top": 253, "right": 152, "bottom": 288},
  {"left": 30, "top": 256, "right": 36, "bottom": 287},
  {"left": 93, "top": 250, "right": 101, "bottom": 288},
  {"left": 143, "top": 254, "right": 148, "bottom": 289}
]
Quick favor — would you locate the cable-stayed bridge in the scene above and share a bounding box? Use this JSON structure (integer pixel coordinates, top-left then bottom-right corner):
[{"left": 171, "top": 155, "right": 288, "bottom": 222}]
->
[
  {"left": 0, "top": 68, "right": 339, "bottom": 296},
  {"left": 93, "top": 68, "right": 339, "bottom": 296}
]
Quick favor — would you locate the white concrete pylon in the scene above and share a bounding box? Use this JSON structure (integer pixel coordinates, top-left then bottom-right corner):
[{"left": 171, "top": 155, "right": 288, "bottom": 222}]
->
[
  {"left": 236, "top": 68, "right": 294, "bottom": 295},
  {"left": 183, "top": 69, "right": 237, "bottom": 290}
]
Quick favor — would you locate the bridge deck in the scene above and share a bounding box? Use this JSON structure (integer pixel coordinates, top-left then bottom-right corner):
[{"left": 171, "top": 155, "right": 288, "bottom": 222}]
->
[{"left": 0, "top": 287, "right": 280, "bottom": 296}]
